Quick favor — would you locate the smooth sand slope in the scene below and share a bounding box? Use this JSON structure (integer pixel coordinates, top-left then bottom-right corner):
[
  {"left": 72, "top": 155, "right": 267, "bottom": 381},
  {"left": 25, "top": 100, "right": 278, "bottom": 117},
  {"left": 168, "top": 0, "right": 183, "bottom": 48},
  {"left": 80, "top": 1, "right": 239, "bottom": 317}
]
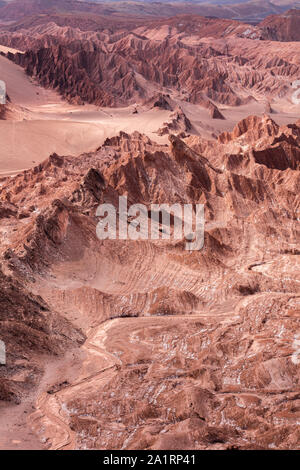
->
[
  {"left": 0, "top": 51, "right": 299, "bottom": 176},
  {"left": 0, "top": 54, "right": 172, "bottom": 175}
]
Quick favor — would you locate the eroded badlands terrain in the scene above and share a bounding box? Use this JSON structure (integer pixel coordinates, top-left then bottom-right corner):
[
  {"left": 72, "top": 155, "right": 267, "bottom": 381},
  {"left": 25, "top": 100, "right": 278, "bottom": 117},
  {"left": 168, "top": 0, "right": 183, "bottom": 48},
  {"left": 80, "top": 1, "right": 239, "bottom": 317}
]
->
[
  {"left": 0, "top": 115, "right": 299, "bottom": 449},
  {"left": 0, "top": 0, "right": 299, "bottom": 451},
  {"left": 1, "top": 10, "right": 300, "bottom": 175}
]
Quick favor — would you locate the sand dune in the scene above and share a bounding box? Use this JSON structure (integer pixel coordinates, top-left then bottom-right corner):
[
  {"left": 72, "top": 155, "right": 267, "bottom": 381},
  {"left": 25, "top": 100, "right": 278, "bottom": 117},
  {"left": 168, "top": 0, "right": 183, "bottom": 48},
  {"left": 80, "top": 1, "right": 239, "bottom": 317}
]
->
[
  {"left": 0, "top": 54, "right": 170, "bottom": 174},
  {"left": 1, "top": 34, "right": 299, "bottom": 176},
  {"left": 1, "top": 121, "right": 299, "bottom": 449},
  {"left": 0, "top": 110, "right": 174, "bottom": 176}
]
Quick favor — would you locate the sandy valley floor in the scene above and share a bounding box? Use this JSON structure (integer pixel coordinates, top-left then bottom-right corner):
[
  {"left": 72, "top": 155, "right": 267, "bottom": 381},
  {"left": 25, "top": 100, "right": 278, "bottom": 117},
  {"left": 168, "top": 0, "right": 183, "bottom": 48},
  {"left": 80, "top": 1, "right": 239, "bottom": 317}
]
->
[{"left": 1, "top": 45, "right": 299, "bottom": 177}]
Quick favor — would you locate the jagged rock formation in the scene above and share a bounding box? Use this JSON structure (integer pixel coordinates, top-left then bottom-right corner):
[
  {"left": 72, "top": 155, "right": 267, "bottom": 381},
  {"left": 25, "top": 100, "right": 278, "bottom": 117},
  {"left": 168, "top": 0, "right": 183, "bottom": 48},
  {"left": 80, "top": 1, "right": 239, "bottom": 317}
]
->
[
  {"left": 144, "top": 93, "right": 173, "bottom": 111},
  {"left": 2, "top": 17, "right": 299, "bottom": 108},
  {"left": 197, "top": 95, "right": 226, "bottom": 120},
  {"left": 264, "top": 101, "right": 274, "bottom": 114},
  {"left": 0, "top": 115, "right": 299, "bottom": 449},
  {"left": 157, "top": 107, "right": 192, "bottom": 136},
  {"left": 188, "top": 114, "right": 300, "bottom": 172},
  {"left": 0, "top": 103, "right": 5, "bottom": 119},
  {"left": 0, "top": 94, "right": 13, "bottom": 120},
  {"left": 9, "top": 45, "right": 142, "bottom": 106}
]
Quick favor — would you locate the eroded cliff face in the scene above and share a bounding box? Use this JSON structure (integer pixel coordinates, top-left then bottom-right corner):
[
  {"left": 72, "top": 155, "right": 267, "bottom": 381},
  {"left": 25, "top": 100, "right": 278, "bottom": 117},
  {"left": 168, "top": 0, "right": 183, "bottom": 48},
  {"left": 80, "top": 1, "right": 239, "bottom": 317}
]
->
[
  {"left": 0, "top": 115, "right": 299, "bottom": 449},
  {"left": 260, "top": 9, "right": 300, "bottom": 42},
  {"left": 0, "top": 269, "right": 85, "bottom": 404},
  {"left": 0, "top": 103, "right": 5, "bottom": 119},
  {"left": 3, "top": 23, "right": 299, "bottom": 109}
]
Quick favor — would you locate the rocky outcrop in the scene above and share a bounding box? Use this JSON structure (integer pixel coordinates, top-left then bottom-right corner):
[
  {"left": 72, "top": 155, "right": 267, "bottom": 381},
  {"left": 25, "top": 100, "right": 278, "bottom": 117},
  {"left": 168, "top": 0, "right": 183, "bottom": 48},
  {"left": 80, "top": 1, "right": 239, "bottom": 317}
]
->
[
  {"left": 218, "top": 115, "right": 279, "bottom": 144},
  {"left": 0, "top": 117, "right": 296, "bottom": 449},
  {"left": 0, "top": 6, "right": 300, "bottom": 447},
  {"left": 197, "top": 95, "right": 226, "bottom": 120},
  {"left": 0, "top": 1, "right": 290, "bottom": 24},
  {"left": 144, "top": 93, "right": 173, "bottom": 111},
  {"left": 157, "top": 107, "right": 192, "bottom": 136},
  {"left": 209, "top": 102, "right": 225, "bottom": 120},
  {"left": 0, "top": 103, "right": 5, "bottom": 120},
  {"left": 10, "top": 45, "right": 142, "bottom": 106},
  {"left": 0, "top": 115, "right": 299, "bottom": 447},
  {"left": 188, "top": 115, "right": 300, "bottom": 175},
  {"left": 4, "top": 19, "right": 299, "bottom": 109}
]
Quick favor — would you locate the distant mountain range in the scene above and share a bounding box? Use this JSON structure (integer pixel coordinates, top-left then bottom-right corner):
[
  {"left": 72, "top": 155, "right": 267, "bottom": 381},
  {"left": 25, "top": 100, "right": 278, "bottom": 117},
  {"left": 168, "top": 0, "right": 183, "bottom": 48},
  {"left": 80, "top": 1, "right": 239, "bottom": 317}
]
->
[{"left": 0, "top": 0, "right": 300, "bottom": 23}]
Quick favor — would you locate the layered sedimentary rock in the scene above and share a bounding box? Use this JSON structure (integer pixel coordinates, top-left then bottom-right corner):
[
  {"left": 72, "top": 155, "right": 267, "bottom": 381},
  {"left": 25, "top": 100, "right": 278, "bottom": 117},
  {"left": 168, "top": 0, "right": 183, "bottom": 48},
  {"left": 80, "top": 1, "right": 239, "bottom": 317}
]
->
[
  {"left": 0, "top": 115, "right": 299, "bottom": 449},
  {"left": 6, "top": 33, "right": 299, "bottom": 109},
  {"left": 157, "top": 107, "right": 192, "bottom": 136},
  {"left": 0, "top": 9, "right": 299, "bottom": 114}
]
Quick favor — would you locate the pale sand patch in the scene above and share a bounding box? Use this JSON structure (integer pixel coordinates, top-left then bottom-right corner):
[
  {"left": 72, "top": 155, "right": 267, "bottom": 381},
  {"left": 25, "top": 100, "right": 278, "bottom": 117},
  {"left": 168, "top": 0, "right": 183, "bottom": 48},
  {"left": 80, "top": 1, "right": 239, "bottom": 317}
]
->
[
  {"left": 0, "top": 54, "right": 171, "bottom": 175},
  {"left": 0, "top": 112, "right": 171, "bottom": 176},
  {"left": 0, "top": 54, "right": 63, "bottom": 106}
]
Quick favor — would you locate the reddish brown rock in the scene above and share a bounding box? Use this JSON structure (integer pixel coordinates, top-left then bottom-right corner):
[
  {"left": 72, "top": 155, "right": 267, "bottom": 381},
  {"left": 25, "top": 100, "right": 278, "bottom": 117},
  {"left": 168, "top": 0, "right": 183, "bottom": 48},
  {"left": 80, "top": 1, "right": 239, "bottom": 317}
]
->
[
  {"left": 0, "top": 115, "right": 299, "bottom": 450},
  {"left": 157, "top": 107, "right": 192, "bottom": 136},
  {"left": 0, "top": 7, "right": 300, "bottom": 449},
  {"left": 260, "top": 9, "right": 300, "bottom": 42}
]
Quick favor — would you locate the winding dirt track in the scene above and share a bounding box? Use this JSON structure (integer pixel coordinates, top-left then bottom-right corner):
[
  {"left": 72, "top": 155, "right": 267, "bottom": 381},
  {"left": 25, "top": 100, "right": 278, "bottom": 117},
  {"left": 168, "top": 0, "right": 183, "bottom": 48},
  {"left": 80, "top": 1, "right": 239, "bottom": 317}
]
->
[
  {"left": 30, "top": 318, "right": 123, "bottom": 450},
  {"left": 30, "top": 310, "right": 238, "bottom": 450}
]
